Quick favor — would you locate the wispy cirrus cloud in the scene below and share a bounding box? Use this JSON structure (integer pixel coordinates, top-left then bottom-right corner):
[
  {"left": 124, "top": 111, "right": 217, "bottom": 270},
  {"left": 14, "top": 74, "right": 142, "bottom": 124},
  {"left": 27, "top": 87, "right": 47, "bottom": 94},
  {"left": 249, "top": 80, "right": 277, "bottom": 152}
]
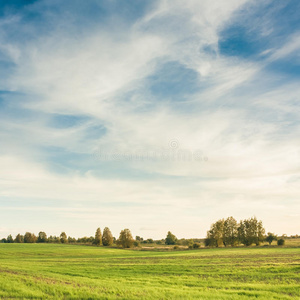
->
[{"left": 0, "top": 0, "right": 299, "bottom": 238}]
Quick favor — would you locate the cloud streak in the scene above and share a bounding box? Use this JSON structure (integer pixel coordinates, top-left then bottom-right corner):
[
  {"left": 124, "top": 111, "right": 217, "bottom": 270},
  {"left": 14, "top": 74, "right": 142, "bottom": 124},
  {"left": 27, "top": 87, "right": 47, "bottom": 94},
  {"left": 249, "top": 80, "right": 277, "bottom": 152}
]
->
[{"left": 0, "top": 0, "right": 299, "bottom": 238}]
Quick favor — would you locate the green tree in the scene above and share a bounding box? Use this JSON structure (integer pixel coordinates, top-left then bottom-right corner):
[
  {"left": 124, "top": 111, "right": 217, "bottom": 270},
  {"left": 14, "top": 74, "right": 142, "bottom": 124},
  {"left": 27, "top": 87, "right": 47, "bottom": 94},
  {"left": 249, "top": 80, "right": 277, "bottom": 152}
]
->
[
  {"left": 6, "top": 234, "right": 14, "bottom": 243},
  {"left": 24, "top": 232, "right": 37, "bottom": 243},
  {"left": 206, "top": 219, "right": 224, "bottom": 247},
  {"left": 165, "top": 231, "right": 177, "bottom": 245},
  {"left": 277, "top": 238, "right": 285, "bottom": 246},
  {"left": 48, "top": 235, "right": 58, "bottom": 243},
  {"left": 238, "top": 219, "right": 254, "bottom": 246},
  {"left": 60, "top": 232, "right": 68, "bottom": 243},
  {"left": 68, "top": 236, "right": 76, "bottom": 243},
  {"left": 37, "top": 231, "right": 47, "bottom": 243},
  {"left": 254, "top": 218, "right": 265, "bottom": 246},
  {"left": 15, "top": 234, "right": 24, "bottom": 243},
  {"left": 238, "top": 217, "right": 265, "bottom": 246},
  {"left": 204, "top": 236, "right": 214, "bottom": 247},
  {"left": 117, "top": 228, "right": 134, "bottom": 248},
  {"left": 87, "top": 236, "right": 95, "bottom": 244},
  {"left": 265, "top": 232, "right": 277, "bottom": 245},
  {"left": 102, "top": 227, "right": 113, "bottom": 246},
  {"left": 94, "top": 228, "right": 102, "bottom": 246},
  {"left": 223, "top": 216, "right": 238, "bottom": 247}
]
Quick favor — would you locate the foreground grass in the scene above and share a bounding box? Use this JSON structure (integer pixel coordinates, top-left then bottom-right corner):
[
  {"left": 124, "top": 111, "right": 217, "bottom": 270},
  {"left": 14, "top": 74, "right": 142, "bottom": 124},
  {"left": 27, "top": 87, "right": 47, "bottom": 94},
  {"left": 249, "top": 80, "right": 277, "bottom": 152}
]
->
[{"left": 0, "top": 244, "right": 299, "bottom": 299}]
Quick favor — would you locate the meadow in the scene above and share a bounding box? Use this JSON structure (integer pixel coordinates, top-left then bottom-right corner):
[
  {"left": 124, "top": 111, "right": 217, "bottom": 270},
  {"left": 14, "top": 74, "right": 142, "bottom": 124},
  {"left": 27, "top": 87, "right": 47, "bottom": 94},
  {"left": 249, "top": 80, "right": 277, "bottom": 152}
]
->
[{"left": 0, "top": 244, "right": 299, "bottom": 299}]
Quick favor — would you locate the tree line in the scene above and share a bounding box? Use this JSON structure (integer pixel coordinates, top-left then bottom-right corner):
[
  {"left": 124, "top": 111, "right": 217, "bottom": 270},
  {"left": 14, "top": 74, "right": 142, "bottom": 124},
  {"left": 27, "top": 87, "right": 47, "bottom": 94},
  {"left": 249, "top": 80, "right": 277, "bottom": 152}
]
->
[
  {"left": 0, "top": 217, "right": 287, "bottom": 248},
  {"left": 1, "top": 227, "right": 114, "bottom": 246},
  {"left": 0, "top": 227, "right": 135, "bottom": 248},
  {"left": 205, "top": 216, "right": 285, "bottom": 247}
]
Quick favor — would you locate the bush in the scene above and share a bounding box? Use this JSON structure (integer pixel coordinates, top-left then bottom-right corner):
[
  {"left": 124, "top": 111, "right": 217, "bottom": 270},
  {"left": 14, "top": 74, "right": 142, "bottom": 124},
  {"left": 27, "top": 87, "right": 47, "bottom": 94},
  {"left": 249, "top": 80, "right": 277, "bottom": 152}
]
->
[
  {"left": 173, "top": 245, "right": 179, "bottom": 250},
  {"left": 277, "top": 239, "right": 285, "bottom": 246},
  {"left": 193, "top": 242, "right": 201, "bottom": 249},
  {"left": 133, "top": 241, "right": 140, "bottom": 247}
]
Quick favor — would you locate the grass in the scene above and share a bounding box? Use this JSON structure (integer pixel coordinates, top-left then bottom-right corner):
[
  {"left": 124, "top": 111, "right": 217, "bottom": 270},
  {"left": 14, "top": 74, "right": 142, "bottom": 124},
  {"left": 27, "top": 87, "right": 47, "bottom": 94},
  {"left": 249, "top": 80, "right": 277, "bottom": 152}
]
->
[{"left": 0, "top": 244, "right": 299, "bottom": 299}]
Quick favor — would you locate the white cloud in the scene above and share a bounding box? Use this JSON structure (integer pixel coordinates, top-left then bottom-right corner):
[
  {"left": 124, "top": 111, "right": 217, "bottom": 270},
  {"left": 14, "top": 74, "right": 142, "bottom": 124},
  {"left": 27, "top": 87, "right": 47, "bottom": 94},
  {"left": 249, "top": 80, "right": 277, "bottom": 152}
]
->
[
  {"left": 0, "top": 0, "right": 299, "bottom": 238},
  {"left": 269, "top": 32, "right": 300, "bottom": 61}
]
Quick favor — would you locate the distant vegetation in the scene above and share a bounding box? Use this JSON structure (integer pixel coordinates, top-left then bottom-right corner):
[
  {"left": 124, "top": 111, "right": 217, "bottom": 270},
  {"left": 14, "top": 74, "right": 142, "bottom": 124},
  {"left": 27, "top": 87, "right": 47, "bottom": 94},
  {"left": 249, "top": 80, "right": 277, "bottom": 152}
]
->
[{"left": 1, "top": 216, "right": 296, "bottom": 248}]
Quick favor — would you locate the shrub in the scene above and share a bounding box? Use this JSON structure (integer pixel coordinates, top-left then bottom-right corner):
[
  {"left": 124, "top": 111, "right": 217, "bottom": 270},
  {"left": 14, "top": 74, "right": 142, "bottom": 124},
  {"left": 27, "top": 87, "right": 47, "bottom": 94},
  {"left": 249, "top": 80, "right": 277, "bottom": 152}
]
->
[
  {"left": 193, "top": 242, "right": 201, "bottom": 249},
  {"left": 133, "top": 241, "right": 140, "bottom": 247},
  {"left": 277, "top": 239, "right": 285, "bottom": 246}
]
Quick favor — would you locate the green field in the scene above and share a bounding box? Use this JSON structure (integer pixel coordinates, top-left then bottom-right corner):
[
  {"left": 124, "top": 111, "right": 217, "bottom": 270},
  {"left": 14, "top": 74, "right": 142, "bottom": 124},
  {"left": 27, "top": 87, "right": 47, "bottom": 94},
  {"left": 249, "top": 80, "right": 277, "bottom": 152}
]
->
[{"left": 0, "top": 244, "right": 299, "bottom": 299}]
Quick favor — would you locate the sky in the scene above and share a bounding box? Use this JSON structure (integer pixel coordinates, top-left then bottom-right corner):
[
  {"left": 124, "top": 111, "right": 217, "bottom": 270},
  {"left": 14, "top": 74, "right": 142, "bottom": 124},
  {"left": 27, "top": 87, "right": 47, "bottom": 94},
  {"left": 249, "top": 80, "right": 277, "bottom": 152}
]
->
[{"left": 0, "top": 0, "right": 299, "bottom": 239}]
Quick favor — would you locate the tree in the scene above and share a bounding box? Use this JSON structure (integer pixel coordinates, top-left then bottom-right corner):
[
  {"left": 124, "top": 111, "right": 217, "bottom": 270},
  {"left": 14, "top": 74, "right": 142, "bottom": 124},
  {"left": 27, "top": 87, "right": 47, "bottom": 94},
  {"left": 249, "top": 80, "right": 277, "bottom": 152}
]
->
[
  {"left": 37, "top": 231, "right": 47, "bottom": 243},
  {"left": 237, "top": 217, "right": 265, "bottom": 246},
  {"left": 117, "top": 228, "right": 134, "bottom": 248},
  {"left": 60, "top": 232, "right": 68, "bottom": 243},
  {"left": 223, "top": 216, "right": 238, "bottom": 247},
  {"left": 165, "top": 231, "right": 177, "bottom": 245},
  {"left": 277, "top": 238, "right": 285, "bottom": 246},
  {"left": 206, "top": 219, "right": 224, "bottom": 247},
  {"left": 204, "top": 236, "right": 214, "bottom": 247},
  {"left": 88, "top": 236, "right": 95, "bottom": 244},
  {"left": 68, "top": 236, "right": 76, "bottom": 243},
  {"left": 254, "top": 218, "right": 265, "bottom": 246},
  {"left": 265, "top": 232, "right": 277, "bottom": 245},
  {"left": 214, "top": 219, "right": 225, "bottom": 247},
  {"left": 15, "top": 234, "right": 24, "bottom": 243},
  {"left": 94, "top": 228, "right": 102, "bottom": 246},
  {"left": 237, "top": 220, "right": 248, "bottom": 245},
  {"left": 102, "top": 227, "right": 113, "bottom": 246},
  {"left": 48, "top": 235, "right": 58, "bottom": 243},
  {"left": 6, "top": 234, "right": 14, "bottom": 243},
  {"left": 24, "top": 232, "right": 37, "bottom": 243}
]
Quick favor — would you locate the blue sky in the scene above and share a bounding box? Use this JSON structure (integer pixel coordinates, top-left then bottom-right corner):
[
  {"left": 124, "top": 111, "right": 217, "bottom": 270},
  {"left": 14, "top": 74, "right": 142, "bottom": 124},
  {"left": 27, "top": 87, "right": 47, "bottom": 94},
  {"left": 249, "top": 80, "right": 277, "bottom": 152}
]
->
[{"left": 0, "top": 0, "right": 299, "bottom": 239}]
